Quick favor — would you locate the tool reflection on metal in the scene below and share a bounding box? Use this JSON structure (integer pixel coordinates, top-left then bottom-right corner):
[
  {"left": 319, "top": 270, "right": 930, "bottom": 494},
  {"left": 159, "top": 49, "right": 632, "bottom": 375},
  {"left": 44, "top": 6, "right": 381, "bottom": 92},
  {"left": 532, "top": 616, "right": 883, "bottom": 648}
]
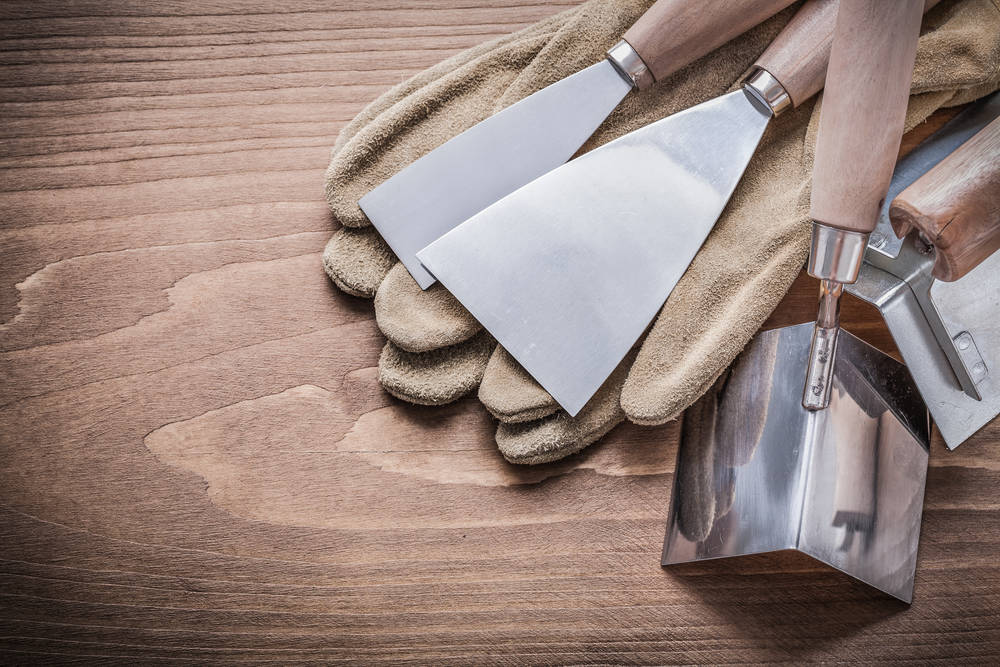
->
[{"left": 663, "top": 323, "right": 930, "bottom": 602}]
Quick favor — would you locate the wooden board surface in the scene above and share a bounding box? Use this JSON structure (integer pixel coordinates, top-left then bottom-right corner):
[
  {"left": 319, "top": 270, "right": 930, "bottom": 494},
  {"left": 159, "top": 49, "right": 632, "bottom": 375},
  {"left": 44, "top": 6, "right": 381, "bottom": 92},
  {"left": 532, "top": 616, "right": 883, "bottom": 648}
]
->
[{"left": 1, "top": 1, "right": 998, "bottom": 663}]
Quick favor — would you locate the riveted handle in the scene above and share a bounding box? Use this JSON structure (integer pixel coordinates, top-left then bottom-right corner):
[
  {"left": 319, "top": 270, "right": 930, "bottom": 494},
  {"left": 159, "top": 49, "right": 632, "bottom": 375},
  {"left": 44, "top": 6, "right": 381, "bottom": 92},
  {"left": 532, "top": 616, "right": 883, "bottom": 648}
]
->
[
  {"left": 623, "top": 0, "right": 796, "bottom": 85},
  {"left": 890, "top": 117, "right": 1000, "bottom": 281},
  {"left": 809, "top": 0, "right": 924, "bottom": 234},
  {"left": 753, "top": 0, "right": 938, "bottom": 111}
]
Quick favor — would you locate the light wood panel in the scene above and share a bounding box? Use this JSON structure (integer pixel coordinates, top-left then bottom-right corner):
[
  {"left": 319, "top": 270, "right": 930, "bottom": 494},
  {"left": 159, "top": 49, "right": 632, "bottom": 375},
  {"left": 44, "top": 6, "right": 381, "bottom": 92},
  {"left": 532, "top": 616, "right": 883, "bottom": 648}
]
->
[{"left": 1, "top": 1, "right": 998, "bottom": 663}]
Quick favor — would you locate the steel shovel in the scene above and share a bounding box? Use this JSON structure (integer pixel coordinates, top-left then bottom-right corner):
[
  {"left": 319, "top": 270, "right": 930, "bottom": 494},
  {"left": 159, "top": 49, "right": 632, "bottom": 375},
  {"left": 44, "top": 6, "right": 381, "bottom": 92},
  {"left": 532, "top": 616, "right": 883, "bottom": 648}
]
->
[
  {"left": 847, "top": 98, "right": 1000, "bottom": 449},
  {"left": 361, "top": 0, "right": 798, "bottom": 288},
  {"left": 420, "top": 0, "right": 933, "bottom": 416}
]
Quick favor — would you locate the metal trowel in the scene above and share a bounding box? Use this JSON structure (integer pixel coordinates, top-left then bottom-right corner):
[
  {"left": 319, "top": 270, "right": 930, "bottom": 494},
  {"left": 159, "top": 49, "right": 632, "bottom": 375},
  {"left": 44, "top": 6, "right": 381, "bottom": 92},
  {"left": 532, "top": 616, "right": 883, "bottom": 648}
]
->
[
  {"left": 360, "top": 0, "right": 799, "bottom": 288},
  {"left": 420, "top": 0, "right": 937, "bottom": 417},
  {"left": 662, "top": 324, "right": 930, "bottom": 602},
  {"left": 663, "top": 0, "right": 929, "bottom": 602},
  {"left": 847, "top": 99, "right": 1000, "bottom": 449}
]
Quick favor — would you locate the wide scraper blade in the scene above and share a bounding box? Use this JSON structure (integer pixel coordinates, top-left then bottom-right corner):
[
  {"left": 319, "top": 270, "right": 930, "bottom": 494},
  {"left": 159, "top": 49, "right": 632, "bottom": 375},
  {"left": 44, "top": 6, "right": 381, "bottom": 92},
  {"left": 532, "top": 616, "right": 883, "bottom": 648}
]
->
[
  {"left": 418, "top": 90, "right": 772, "bottom": 416},
  {"left": 360, "top": 60, "right": 634, "bottom": 289}
]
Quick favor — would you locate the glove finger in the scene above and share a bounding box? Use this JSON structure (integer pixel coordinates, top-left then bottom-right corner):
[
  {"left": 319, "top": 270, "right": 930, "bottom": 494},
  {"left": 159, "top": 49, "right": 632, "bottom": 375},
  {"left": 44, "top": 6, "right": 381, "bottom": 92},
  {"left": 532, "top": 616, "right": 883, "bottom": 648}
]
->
[
  {"left": 495, "top": 350, "right": 633, "bottom": 465},
  {"left": 325, "top": 8, "right": 581, "bottom": 229},
  {"left": 378, "top": 332, "right": 495, "bottom": 406},
  {"left": 322, "top": 227, "right": 397, "bottom": 298},
  {"left": 374, "top": 263, "right": 481, "bottom": 352},
  {"left": 478, "top": 346, "right": 559, "bottom": 423}
]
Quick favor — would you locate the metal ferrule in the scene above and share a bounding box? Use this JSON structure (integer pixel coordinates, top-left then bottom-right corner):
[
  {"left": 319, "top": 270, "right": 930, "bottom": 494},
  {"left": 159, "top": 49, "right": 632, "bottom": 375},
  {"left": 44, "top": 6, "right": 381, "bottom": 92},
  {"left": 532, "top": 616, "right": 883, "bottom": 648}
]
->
[
  {"left": 606, "top": 40, "right": 653, "bottom": 91},
  {"left": 807, "top": 222, "right": 869, "bottom": 284},
  {"left": 742, "top": 67, "right": 791, "bottom": 117}
]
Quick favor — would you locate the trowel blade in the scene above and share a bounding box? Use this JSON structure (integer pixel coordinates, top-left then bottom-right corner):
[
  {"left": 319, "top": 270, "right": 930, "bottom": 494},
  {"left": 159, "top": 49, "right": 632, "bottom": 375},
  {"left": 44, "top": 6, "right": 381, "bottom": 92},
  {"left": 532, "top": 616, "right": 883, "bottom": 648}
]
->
[
  {"left": 663, "top": 323, "right": 929, "bottom": 603},
  {"left": 418, "top": 90, "right": 772, "bottom": 416},
  {"left": 359, "top": 60, "right": 634, "bottom": 289}
]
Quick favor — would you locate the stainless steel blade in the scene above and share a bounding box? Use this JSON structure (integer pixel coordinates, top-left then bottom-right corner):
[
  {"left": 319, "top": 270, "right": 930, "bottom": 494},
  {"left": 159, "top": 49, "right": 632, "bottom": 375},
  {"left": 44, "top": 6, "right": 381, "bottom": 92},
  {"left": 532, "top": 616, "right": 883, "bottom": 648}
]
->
[
  {"left": 359, "top": 60, "right": 634, "bottom": 289},
  {"left": 418, "top": 90, "right": 772, "bottom": 416},
  {"left": 663, "top": 323, "right": 929, "bottom": 603}
]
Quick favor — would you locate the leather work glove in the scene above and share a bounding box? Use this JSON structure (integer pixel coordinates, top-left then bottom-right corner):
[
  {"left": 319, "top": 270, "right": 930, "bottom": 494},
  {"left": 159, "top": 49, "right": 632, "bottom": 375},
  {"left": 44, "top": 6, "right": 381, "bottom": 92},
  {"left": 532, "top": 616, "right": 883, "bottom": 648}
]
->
[{"left": 323, "top": 0, "right": 1000, "bottom": 464}]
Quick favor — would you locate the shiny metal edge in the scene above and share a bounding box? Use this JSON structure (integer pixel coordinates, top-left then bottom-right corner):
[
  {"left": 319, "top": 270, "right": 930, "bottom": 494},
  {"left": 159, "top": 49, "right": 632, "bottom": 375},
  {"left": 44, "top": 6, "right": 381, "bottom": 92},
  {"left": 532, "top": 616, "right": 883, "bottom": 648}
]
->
[
  {"left": 662, "top": 323, "right": 929, "bottom": 602},
  {"left": 606, "top": 39, "right": 652, "bottom": 90},
  {"left": 742, "top": 67, "right": 791, "bottom": 117},
  {"left": 808, "top": 223, "right": 869, "bottom": 283}
]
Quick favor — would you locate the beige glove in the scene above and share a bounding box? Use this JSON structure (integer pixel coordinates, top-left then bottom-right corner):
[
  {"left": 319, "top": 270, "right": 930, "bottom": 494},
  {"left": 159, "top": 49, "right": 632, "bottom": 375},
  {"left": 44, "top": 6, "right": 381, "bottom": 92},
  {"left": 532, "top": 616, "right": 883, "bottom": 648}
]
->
[{"left": 324, "top": 0, "right": 1000, "bottom": 464}]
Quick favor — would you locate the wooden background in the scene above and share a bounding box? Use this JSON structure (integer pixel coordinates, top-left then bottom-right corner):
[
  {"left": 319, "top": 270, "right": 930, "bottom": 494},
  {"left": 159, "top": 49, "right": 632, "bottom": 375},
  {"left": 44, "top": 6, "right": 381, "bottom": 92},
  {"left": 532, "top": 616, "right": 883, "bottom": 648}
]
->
[{"left": 1, "top": 1, "right": 998, "bottom": 662}]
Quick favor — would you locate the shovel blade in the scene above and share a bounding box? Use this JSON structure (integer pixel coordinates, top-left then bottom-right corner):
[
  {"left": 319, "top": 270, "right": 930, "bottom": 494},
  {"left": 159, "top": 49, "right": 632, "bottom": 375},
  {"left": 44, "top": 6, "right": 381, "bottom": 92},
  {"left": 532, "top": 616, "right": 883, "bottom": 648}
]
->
[
  {"left": 359, "top": 60, "right": 634, "bottom": 289},
  {"left": 418, "top": 90, "right": 771, "bottom": 416},
  {"left": 663, "top": 324, "right": 930, "bottom": 602}
]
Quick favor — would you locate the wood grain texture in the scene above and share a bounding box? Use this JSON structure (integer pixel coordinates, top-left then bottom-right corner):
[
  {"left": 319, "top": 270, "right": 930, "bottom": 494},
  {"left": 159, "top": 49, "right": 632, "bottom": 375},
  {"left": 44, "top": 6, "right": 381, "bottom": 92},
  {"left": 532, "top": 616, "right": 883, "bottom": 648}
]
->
[
  {"left": 623, "top": 0, "right": 795, "bottom": 84},
  {"left": 810, "top": 0, "right": 924, "bottom": 233},
  {"left": 754, "top": 0, "right": 940, "bottom": 109},
  {"left": 754, "top": 0, "right": 839, "bottom": 108},
  {"left": 0, "top": 2, "right": 998, "bottom": 663},
  {"left": 890, "top": 116, "right": 1000, "bottom": 281}
]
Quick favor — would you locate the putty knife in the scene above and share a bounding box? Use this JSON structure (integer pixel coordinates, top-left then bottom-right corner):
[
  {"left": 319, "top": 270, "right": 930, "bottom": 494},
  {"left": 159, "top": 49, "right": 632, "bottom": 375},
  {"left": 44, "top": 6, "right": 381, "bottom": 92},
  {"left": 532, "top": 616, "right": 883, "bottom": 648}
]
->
[
  {"left": 847, "top": 103, "right": 1000, "bottom": 449},
  {"left": 801, "top": 0, "right": 923, "bottom": 410},
  {"left": 419, "top": 0, "right": 906, "bottom": 417},
  {"left": 360, "top": 0, "right": 798, "bottom": 288}
]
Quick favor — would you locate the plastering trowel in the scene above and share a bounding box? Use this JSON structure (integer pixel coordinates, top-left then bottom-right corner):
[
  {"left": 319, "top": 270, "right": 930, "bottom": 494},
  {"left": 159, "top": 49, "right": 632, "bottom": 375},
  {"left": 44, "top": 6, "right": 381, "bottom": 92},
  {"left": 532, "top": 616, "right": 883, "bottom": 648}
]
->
[
  {"left": 662, "top": 324, "right": 930, "bottom": 602},
  {"left": 847, "top": 97, "right": 1000, "bottom": 449},
  {"left": 419, "top": 0, "right": 938, "bottom": 417},
  {"left": 662, "top": 0, "right": 929, "bottom": 602},
  {"left": 360, "top": 0, "right": 799, "bottom": 288}
]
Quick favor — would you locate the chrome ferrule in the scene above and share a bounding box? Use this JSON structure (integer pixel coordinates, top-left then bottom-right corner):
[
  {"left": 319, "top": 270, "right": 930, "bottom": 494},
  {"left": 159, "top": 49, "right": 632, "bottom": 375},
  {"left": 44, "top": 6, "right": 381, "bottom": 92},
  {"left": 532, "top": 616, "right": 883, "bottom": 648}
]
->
[
  {"left": 742, "top": 67, "right": 791, "bottom": 117},
  {"left": 606, "top": 39, "right": 653, "bottom": 90},
  {"left": 807, "top": 222, "right": 869, "bottom": 284}
]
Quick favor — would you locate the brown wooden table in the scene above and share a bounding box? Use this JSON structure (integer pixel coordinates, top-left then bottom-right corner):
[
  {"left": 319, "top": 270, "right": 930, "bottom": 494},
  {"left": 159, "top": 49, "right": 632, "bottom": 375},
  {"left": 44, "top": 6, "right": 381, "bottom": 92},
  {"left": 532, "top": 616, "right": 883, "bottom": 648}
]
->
[{"left": 2, "top": 1, "right": 998, "bottom": 662}]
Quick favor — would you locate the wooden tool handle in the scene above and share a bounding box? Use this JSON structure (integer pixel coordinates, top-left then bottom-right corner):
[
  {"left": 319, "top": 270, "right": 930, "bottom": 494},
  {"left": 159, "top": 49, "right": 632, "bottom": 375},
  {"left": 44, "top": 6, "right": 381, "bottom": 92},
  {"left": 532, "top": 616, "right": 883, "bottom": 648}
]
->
[
  {"left": 754, "top": 0, "right": 938, "bottom": 110},
  {"left": 889, "top": 117, "right": 1000, "bottom": 281},
  {"left": 623, "top": 0, "right": 796, "bottom": 84},
  {"left": 808, "top": 0, "right": 924, "bottom": 234}
]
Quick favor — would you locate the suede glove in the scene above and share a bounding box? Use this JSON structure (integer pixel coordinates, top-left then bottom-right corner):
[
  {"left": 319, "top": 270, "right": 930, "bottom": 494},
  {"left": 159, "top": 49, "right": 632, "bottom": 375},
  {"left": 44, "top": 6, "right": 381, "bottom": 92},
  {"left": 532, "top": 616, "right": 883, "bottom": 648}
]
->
[{"left": 324, "top": 0, "right": 1000, "bottom": 464}]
